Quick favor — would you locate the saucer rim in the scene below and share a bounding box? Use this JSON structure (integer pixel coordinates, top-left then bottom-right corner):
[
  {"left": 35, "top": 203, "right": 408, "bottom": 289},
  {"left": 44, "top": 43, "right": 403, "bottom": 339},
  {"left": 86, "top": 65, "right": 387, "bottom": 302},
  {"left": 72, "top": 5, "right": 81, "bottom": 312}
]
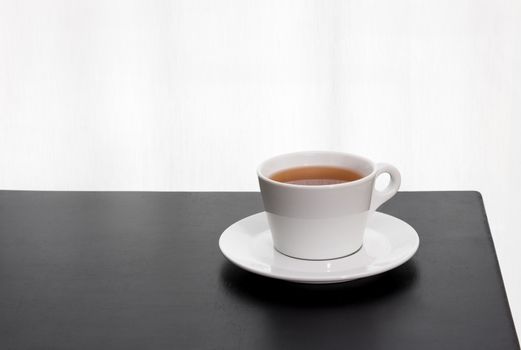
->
[{"left": 219, "top": 211, "right": 419, "bottom": 284}]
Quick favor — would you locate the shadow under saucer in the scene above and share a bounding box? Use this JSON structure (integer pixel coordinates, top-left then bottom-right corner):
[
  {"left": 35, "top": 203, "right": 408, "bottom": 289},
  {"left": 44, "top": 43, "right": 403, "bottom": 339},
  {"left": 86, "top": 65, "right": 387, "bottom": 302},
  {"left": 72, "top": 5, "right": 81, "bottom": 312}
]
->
[{"left": 219, "top": 259, "right": 419, "bottom": 309}]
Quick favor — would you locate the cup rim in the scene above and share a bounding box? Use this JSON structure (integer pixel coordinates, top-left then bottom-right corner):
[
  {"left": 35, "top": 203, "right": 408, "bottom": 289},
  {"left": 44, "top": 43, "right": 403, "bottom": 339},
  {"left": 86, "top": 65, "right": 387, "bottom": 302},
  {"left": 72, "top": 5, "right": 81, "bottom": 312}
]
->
[{"left": 257, "top": 151, "right": 377, "bottom": 190}]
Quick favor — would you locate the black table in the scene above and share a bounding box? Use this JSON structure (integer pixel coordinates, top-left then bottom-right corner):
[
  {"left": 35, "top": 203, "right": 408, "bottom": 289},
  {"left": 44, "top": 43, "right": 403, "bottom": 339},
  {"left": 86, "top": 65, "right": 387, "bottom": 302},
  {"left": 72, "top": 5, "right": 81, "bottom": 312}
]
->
[{"left": 0, "top": 191, "right": 518, "bottom": 350}]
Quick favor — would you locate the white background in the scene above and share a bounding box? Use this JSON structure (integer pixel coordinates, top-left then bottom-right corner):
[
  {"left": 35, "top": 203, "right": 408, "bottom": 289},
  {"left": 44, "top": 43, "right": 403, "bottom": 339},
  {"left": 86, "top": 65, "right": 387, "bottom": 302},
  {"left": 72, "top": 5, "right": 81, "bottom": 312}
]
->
[{"left": 1, "top": 0, "right": 520, "bottom": 334}]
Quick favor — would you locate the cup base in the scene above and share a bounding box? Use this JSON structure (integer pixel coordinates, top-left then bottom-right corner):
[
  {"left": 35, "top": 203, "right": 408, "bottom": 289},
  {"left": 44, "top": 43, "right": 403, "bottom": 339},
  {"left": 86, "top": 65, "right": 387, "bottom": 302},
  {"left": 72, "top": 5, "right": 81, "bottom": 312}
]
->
[{"left": 273, "top": 244, "right": 364, "bottom": 261}]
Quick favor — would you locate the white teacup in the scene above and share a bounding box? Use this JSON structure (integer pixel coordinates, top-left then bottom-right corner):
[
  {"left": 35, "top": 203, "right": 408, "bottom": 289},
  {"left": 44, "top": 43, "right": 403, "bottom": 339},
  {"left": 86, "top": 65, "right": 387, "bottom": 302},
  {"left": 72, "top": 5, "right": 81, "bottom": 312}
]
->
[{"left": 257, "top": 151, "right": 401, "bottom": 260}]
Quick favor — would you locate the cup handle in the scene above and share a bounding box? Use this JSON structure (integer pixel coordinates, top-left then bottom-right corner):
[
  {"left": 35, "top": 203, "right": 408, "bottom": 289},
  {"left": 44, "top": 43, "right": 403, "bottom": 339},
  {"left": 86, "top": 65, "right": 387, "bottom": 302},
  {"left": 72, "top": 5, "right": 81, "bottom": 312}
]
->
[{"left": 370, "top": 163, "right": 401, "bottom": 211}]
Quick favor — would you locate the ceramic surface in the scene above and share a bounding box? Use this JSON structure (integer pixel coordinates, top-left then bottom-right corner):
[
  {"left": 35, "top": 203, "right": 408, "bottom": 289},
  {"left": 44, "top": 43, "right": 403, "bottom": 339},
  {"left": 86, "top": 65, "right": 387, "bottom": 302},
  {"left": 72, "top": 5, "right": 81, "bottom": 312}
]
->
[{"left": 219, "top": 211, "right": 419, "bottom": 284}]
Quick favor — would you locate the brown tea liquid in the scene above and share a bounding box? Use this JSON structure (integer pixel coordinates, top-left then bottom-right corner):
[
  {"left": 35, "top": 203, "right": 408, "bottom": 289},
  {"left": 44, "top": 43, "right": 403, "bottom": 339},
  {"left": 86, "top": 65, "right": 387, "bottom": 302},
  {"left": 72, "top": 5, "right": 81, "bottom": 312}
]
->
[{"left": 270, "top": 166, "right": 363, "bottom": 186}]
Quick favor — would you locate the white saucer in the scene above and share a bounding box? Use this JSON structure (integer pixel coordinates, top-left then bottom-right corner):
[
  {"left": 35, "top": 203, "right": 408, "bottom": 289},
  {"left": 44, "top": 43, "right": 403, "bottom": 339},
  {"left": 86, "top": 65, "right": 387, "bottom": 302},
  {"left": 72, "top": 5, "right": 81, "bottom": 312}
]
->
[{"left": 219, "top": 212, "right": 419, "bottom": 284}]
